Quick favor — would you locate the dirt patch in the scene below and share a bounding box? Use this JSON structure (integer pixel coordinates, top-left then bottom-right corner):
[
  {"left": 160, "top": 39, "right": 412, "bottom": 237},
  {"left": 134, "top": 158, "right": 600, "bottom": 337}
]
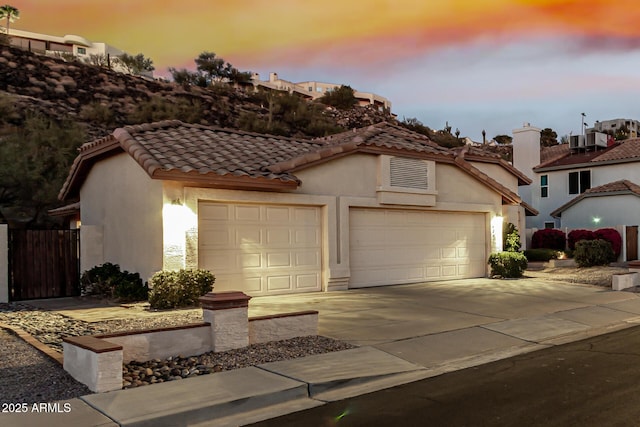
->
[{"left": 524, "top": 266, "right": 629, "bottom": 287}]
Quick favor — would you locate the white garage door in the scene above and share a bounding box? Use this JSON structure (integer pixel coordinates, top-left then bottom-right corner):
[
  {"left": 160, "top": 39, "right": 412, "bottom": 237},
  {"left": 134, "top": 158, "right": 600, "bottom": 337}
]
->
[
  {"left": 198, "top": 202, "right": 322, "bottom": 296},
  {"left": 349, "top": 208, "right": 486, "bottom": 288}
]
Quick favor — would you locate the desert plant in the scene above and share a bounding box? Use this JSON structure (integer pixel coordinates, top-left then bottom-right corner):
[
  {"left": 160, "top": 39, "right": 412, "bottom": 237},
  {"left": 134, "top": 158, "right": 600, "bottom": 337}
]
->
[
  {"left": 594, "top": 228, "right": 622, "bottom": 259},
  {"left": 567, "top": 229, "right": 595, "bottom": 250},
  {"left": 488, "top": 252, "right": 528, "bottom": 278},
  {"left": 523, "top": 248, "right": 560, "bottom": 262},
  {"left": 531, "top": 228, "right": 566, "bottom": 251},
  {"left": 80, "top": 263, "right": 148, "bottom": 301},
  {"left": 574, "top": 239, "right": 614, "bottom": 267},
  {"left": 148, "top": 269, "right": 215, "bottom": 309},
  {"left": 503, "top": 222, "right": 521, "bottom": 252}
]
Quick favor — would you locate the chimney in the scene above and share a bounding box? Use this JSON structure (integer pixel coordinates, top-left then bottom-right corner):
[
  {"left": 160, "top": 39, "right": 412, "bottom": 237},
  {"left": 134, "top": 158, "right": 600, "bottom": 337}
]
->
[{"left": 512, "top": 122, "right": 541, "bottom": 181}]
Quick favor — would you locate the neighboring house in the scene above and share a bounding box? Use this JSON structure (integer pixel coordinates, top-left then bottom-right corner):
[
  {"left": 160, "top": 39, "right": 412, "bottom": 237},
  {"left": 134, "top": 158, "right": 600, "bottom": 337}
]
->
[
  {"left": 57, "top": 121, "right": 533, "bottom": 296},
  {"left": 6, "top": 28, "right": 146, "bottom": 76},
  {"left": 588, "top": 118, "right": 640, "bottom": 139},
  {"left": 252, "top": 72, "right": 392, "bottom": 111},
  {"left": 513, "top": 123, "right": 640, "bottom": 258}
]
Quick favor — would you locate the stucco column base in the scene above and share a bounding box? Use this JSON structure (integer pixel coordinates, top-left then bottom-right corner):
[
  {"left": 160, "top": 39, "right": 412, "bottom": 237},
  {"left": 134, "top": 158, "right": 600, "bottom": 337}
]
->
[
  {"left": 612, "top": 272, "right": 639, "bottom": 291},
  {"left": 200, "top": 291, "right": 252, "bottom": 352}
]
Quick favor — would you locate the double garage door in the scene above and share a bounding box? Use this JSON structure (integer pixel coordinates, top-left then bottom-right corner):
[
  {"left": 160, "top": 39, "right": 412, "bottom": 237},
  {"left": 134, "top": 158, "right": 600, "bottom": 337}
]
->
[
  {"left": 198, "top": 202, "right": 486, "bottom": 295},
  {"left": 349, "top": 208, "right": 486, "bottom": 288}
]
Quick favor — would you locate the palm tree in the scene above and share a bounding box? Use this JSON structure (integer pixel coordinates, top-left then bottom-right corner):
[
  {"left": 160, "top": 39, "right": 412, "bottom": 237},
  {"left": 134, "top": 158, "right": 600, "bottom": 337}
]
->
[{"left": 0, "top": 4, "right": 20, "bottom": 34}]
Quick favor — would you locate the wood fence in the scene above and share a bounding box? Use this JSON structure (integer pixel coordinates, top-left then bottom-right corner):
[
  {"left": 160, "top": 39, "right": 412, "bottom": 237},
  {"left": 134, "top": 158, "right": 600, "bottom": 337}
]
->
[{"left": 9, "top": 229, "right": 80, "bottom": 300}]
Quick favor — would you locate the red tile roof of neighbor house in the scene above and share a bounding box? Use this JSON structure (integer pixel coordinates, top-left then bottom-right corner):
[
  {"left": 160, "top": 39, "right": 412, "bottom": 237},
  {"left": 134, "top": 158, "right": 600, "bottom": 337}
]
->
[
  {"left": 550, "top": 180, "right": 640, "bottom": 217},
  {"left": 59, "top": 121, "right": 531, "bottom": 208},
  {"left": 535, "top": 137, "right": 640, "bottom": 171}
]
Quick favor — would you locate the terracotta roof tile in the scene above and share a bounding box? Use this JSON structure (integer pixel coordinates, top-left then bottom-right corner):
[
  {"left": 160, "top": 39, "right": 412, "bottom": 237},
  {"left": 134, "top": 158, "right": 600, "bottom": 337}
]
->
[
  {"left": 60, "top": 120, "right": 529, "bottom": 204},
  {"left": 536, "top": 138, "right": 640, "bottom": 170}
]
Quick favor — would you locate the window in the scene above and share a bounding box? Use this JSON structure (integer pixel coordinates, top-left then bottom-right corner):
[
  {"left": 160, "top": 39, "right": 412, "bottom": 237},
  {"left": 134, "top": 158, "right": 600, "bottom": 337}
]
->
[
  {"left": 77, "top": 47, "right": 86, "bottom": 55},
  {"left": 544, "top": 222, "right": 555, "bottom": 229},
  {"left": 568, "top": 170, "right": 591, "bottom": 195},
  {"left": 540, "top": 175, "right": 548, "bottom": 198},
  {"left": 316, "top": 87, "right": 323, "bottom": 93}
]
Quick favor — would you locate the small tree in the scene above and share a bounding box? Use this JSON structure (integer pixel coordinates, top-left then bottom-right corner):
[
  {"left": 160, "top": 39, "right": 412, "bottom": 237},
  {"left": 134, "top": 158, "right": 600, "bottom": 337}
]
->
[
  {"left": 540, "top": 128, "right": 559, "bottom": 147},
  {"left": 494, "top": 135, "right": 513, "bottom": 145},
  {"left": 0, "top": 4, "right": 19, "bottom": 33},
  {"left": 84, "top": 53, "right": 110, "bottom": 68},
  {"left": 117, "top": 53, "right": 155, "bottom": 75},
  {"left": 318, "top": 85, "right": 358, "bottom": 110},
  {"left": 503, "top": 222, "right": 521, "bottom": 252}
]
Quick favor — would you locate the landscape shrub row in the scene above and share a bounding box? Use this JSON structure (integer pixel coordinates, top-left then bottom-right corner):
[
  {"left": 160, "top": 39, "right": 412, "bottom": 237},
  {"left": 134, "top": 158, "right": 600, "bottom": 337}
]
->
[
  {"left": 80, "top": 264, "right": 215, "bottom": 309},
  {"left": 531, "top": 227, "right": 622, "bottom": 261}
]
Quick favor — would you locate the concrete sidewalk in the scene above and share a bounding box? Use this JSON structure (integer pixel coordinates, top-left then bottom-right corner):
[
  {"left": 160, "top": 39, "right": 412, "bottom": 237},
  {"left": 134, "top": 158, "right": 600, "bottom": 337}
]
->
[{"left": 4, "top": 278, "right": 640, "bottom": 426}]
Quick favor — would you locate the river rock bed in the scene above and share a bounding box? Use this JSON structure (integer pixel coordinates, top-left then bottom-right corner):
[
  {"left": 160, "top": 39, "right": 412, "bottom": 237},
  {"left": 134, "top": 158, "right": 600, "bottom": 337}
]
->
[{"left": 122, "top": 336, "right": 354, "bottom": 389}]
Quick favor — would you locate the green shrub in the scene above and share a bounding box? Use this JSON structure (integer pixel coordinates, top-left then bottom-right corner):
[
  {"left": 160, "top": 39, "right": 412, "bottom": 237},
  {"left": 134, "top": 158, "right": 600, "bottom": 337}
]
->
[
  {"left": 574, "top": 239, "right": 614, "bottom": 267},
  {"left": 523, "top": 248, "right": 560, "bottom": 262},
  {"left": 488, "top": 252, "right": 528, "bottom": 278},
  {"left": 148, "top": 269, "right": 215, "bottom": 309},
  {"left": 503, "top": 222, "right": 521, "bottom": 252},
  {"left": 81, "top": 263, "right": 148, "bottom": 302}
]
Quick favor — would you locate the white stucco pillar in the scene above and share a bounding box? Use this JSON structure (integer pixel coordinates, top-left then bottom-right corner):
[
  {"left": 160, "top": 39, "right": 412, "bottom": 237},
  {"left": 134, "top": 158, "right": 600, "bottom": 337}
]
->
[
  {"left": 200, "top": 291, "right": 252, "bottom": 352},
  {"left": 0, "top": 224, "right": 8, "bottom": 303}
]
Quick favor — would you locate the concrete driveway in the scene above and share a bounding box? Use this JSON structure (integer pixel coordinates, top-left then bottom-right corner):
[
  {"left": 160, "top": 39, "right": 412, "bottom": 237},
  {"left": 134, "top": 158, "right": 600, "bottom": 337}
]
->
[{"left": 249, "top": 277, "right": 640, "bottom": 367}]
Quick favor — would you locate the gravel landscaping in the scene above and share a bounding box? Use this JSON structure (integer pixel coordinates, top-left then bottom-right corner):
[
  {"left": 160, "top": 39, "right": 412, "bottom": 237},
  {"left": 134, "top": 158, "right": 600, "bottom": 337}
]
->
[
  {"left": 0, "top": 302, "right": 354, "bottom": 401},
  {"left": 524, "top": 265, "right": 629, "bottom": 287}
]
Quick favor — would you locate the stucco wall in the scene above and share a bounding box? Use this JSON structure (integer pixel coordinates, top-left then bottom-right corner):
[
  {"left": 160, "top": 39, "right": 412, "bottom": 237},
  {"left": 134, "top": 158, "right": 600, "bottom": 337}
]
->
[
  {"left": 80, "top": 153, "right": 163, "bottom": 281},
  {"left": 561, "top": 195, "right": 640, "bottom": 229},
  {"left": 472, "top": 162, "right": 520, "bottom": 193},
  {"left": 295, "top": 153, "right": 503, "bottom": 209},
  {"left": 294, "top": 153, "right": 378, "bottom": 197}
]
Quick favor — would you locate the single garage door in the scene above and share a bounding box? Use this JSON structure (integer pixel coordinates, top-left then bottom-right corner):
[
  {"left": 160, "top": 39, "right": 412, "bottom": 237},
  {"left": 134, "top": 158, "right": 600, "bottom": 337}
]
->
[
  {"left": 199, "top": 202, "right": 322, "bottom": 296},
  {"left": 349, "top": 208, "right": 486, "bottom": 288}
]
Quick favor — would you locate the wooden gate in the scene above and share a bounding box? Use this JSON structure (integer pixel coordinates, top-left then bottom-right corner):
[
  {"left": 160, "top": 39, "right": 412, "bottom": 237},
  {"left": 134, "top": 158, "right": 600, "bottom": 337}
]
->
[
  {"left": 627, "top": 226, "right": 638, "bottom": 261},
  {"left": 9, "top": 229, "right": 80, "bottom": 300}
]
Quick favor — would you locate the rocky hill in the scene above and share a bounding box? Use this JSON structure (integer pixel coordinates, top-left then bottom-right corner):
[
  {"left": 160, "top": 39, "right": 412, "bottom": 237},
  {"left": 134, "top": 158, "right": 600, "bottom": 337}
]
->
[{"left": 0, "top": 45, "right": 394, "bottom": 141}]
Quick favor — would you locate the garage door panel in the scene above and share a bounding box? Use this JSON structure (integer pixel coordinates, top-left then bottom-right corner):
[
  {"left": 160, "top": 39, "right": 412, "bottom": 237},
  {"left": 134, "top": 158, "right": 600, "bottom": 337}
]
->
[
  {"left": 265, "top": 206, "right": 290, "bottom": 222},
  {"left": 267, "top": 276, "right": 292, "bottom": 291},
  {"left": 266, "top": 252, "right": 291, "bottom": 268},
  {"left": 297, "top": 274, "right": 321, "bottom": 289},
  {"left": 349, "top": 208, "right": 486, "bottom": 288},
  {"left": 199, "top": 202, "right": 322, "bottom": 296},
  {"left": 236, "top": 228, "right": 261, "bottom": 245},
  {"left": 295, "top": 251, "right": 321, "bottom": 268},
  {"left": 266, "top": 228, "right": 291, "bottom": 245},
  {"left": 236, "top": 205, "right": 261, "bottom": 221}
]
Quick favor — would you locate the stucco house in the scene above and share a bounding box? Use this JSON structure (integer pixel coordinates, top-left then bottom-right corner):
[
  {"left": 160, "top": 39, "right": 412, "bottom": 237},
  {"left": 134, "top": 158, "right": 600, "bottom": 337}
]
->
[
  {"left": 58, "top": 121, "right": 533, "bottom": 296},
  {"left": 513, "top": 123, "right": 640, "bottom": 260}
]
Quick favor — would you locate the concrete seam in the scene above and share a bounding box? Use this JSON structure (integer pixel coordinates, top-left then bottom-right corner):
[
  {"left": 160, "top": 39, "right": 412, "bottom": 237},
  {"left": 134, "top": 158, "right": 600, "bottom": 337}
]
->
[{"left": 78, "top": 396, "right": 122, "bottom": 426}]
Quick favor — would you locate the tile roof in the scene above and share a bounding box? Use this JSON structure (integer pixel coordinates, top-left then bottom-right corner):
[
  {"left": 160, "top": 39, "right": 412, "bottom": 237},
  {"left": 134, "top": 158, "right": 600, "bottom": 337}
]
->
[
  {"left": 59, "top": 121, "right": 529, "bottom": 207},
  {"left": 550, "top": 180, "right": 640, "bottom": 217},
  {"left": 540, "top": 144, "right": 570, "bottom": 164},
  {"left": 535, "top": 138, "right": 640, "bottom": 170}
]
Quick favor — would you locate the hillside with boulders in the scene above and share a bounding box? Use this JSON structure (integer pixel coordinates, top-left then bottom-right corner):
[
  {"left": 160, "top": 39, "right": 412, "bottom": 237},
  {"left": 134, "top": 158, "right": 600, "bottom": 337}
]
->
[{"left": 0, "top": 45, "right": 394, "bottom": 140}]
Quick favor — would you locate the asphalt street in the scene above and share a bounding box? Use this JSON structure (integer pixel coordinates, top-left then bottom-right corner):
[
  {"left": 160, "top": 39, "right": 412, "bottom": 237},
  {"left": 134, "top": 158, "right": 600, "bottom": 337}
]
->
[{"left": 251, "top": 325, "right": 640, "bottom": 427}]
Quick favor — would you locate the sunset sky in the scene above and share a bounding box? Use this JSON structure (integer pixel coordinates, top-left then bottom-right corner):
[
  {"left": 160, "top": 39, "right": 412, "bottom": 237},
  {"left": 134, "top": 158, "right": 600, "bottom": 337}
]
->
[{"left": 10, "top": 0, "right": 640, "bottom": 140}]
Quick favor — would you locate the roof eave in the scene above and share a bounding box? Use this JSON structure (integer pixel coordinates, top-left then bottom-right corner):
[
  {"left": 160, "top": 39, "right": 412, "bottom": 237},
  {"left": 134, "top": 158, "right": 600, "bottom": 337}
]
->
[{"left": 151, "top": 170, "right": 299, "bottom": 191}]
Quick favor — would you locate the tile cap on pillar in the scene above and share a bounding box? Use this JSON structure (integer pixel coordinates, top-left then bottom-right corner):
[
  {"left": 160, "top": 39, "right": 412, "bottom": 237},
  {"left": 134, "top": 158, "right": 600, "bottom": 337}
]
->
[{"left": 199, "top": 291, "right": 252, "bottom": 310}]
